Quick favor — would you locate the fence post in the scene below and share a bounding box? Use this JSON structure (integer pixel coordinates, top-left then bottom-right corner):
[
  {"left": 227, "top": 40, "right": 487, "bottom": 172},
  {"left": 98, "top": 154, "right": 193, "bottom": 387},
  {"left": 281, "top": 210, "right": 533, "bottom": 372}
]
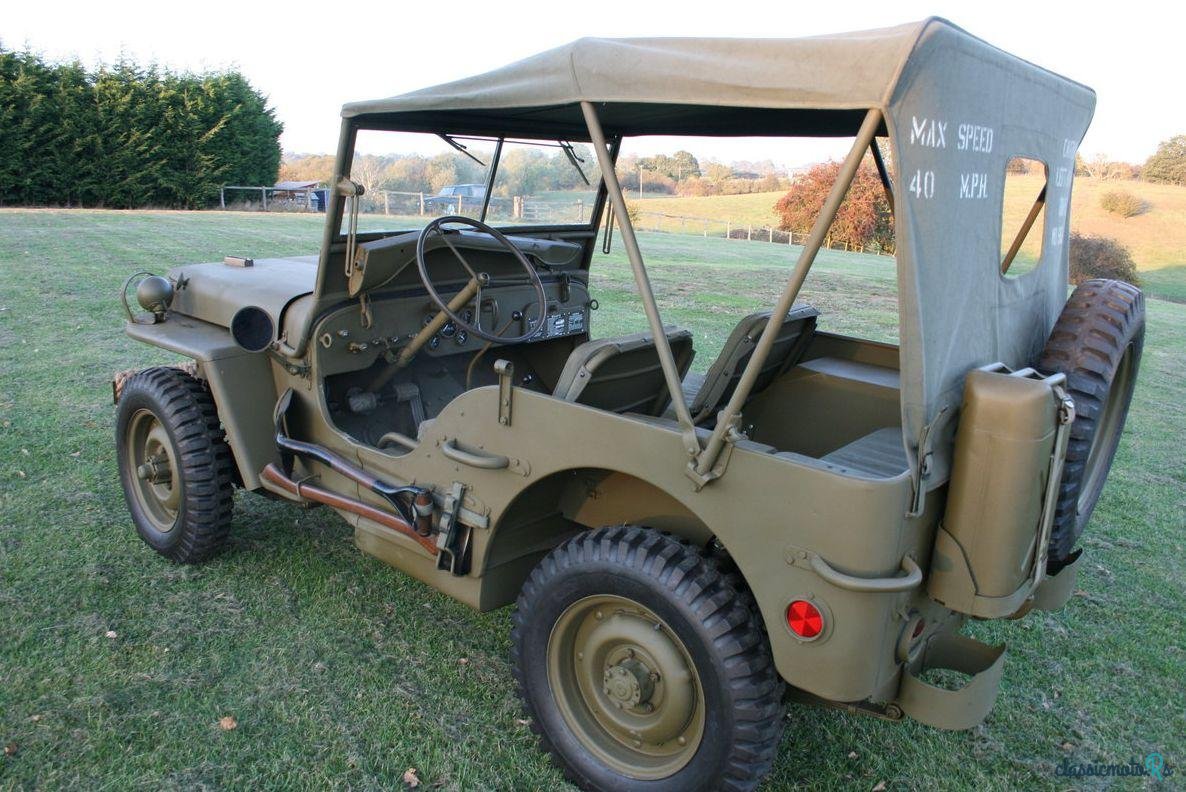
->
[
  {"left": 747, "top": 224, "right": 752, "bottom": 240},
  {"left": 703, "top": 220, "right": 708, "bottom": 237},
  {"left": 261, "top": 187, "right": 267, "bottom": 211},
  {"left": 419, "top": 192, "right": 425, "bottom": 215},
  {"left": 220, "top": 188, "right": 225, "bottom": 209},
  {"left": 383, "top": 191, "right": 390, "bottom": 215},
  {"left": 726, "top": 221, "right": 731, "bottom": 239},
  {"left": 768, "top": 227, "right": 773, "bottom": 243}
]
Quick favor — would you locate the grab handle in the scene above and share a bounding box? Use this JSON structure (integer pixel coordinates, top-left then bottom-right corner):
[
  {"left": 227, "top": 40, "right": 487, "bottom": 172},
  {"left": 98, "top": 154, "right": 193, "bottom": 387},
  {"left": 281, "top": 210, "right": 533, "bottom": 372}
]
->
[
  {"left": 441, "top": 438, "right": 509, "bottom": 470},
  {"left": 810, "top": 555, "right": 923, "bottom": 593}
]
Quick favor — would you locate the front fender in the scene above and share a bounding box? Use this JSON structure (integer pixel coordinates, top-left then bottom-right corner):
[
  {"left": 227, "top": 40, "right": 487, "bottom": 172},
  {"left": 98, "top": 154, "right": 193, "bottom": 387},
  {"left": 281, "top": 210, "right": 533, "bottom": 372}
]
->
[{"left": 124, "top": 316, "right": 278, "bottom": 489}]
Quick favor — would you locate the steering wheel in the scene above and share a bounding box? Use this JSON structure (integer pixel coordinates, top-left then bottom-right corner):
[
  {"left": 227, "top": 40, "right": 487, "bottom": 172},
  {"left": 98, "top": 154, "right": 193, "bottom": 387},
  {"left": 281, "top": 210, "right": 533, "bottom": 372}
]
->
[{"left": 415, "top": 215, "right": 548, "bottom": 344}]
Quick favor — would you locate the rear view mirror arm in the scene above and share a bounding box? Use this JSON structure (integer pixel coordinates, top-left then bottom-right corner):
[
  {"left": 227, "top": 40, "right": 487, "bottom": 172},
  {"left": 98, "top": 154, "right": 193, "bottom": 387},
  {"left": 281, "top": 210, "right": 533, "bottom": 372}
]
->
[
  {"left": 479, "top": 137, "right": 504, "bottom": 221},
  {"left": 559, "top": 140, "right": 592, "bottom": 186},
  {"left": 438, "top": 133, "right": 486, "bottom": 167}
]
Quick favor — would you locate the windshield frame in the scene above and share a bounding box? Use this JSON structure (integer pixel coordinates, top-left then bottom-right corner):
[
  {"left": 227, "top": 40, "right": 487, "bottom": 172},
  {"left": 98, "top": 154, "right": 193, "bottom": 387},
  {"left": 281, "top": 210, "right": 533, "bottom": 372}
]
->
[{"left": 330, "top": 120, "right": 609, "bottom": 241}]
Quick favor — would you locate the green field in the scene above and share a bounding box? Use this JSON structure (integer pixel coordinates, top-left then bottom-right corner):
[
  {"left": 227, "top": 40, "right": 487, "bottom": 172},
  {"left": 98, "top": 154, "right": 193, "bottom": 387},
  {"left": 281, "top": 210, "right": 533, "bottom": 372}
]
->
[
  {"left": 1, "top": 209, "right": 1184, "bottom": 790},
  {"left": 634, "top": 175, "right": 1186, "bottom": 303}
]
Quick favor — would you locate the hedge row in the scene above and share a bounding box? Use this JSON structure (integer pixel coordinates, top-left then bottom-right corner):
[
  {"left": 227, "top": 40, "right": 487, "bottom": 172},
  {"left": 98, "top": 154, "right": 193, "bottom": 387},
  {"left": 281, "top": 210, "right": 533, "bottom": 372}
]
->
[{"left": 0, "top": 47, "right": 282, "bottom": 208}]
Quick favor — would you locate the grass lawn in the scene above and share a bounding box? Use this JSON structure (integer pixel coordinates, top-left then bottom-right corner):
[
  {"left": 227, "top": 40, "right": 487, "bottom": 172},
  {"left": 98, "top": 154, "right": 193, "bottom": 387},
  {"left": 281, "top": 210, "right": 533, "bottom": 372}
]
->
[
  {"left": 630, "top": 175, "right": 1186, "bottom": 304},
  {"left": 1, "top": 209, "right": 1184, "bottom": 790}
]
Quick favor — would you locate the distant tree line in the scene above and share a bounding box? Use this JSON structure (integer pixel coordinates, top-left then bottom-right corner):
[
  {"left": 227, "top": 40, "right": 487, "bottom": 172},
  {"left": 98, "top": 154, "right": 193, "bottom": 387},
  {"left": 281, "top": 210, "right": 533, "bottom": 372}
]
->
[
  {"left": 282, "top": 144, "right": 600, "bottom": 199},
  {"left": 0, "top": 46, "right": 282, "bottom": 208},
  {"left": 616, "top": 152, "right": 791, "bottom": 197},
  {"left": 281, "top": 146, "right": 791, "bottom": 199}
]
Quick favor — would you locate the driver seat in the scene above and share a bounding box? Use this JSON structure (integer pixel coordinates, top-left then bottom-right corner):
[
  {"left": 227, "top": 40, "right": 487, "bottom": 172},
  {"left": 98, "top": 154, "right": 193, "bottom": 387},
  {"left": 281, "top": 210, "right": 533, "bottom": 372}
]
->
[{"left": 553, "top": 328, "right": 695, "bottom": 416}]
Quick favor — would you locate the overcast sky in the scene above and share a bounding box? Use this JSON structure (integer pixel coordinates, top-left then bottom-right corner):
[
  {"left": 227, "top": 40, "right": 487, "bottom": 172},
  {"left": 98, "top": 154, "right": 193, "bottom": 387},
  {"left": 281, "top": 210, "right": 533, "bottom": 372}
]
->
[{"left": 5, "top": 0, "right": 1179, "bottom": 166}]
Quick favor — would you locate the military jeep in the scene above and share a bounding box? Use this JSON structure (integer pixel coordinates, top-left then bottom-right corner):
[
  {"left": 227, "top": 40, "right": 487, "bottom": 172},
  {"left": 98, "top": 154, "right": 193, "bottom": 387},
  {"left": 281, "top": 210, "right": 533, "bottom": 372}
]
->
[{"left": 114, "top": 18, "right": 1145, "bottom": 791}]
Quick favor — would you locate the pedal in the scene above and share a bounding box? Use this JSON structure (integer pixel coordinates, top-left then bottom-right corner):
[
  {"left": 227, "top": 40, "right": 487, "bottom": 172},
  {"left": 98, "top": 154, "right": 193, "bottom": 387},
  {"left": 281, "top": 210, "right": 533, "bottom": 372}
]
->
[{"left": 394, "top": 382, "right": 426, "bottom": 427}]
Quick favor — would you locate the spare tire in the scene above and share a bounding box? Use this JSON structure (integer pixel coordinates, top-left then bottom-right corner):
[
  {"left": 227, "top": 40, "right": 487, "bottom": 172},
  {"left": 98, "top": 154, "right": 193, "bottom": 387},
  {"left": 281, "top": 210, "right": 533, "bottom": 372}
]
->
[{"left": 1038, "top": 279, "right": 1144, "bottom": 573}]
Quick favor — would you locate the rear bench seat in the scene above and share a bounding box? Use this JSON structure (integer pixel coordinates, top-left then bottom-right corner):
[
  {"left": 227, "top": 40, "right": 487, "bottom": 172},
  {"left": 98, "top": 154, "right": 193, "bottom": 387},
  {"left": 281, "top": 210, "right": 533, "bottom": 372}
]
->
[
  {"left": 794, "top": 356, "right": 907, "bottom": 478},
  {"left": 816, "top": 426, "right": 907, "bottom": 478},
  {"left": 630, "top": 355, "right": 909, "bottom": 479}
]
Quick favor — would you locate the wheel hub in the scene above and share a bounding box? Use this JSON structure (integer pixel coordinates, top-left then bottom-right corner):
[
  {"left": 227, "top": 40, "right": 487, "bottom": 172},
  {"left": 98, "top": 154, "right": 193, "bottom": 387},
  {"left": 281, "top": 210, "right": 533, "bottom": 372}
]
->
[
  {"left": 125, "top": 409, "right": 181, "bottom": 533},
  {"left": 136, "top": 453, "right": 172, "bottom": 484},
  {"left": 547, "top": 594, "right": 705, "bottom": 779},
  {"left": 603, "top": 656, "right": 655, "bottom": 709}
]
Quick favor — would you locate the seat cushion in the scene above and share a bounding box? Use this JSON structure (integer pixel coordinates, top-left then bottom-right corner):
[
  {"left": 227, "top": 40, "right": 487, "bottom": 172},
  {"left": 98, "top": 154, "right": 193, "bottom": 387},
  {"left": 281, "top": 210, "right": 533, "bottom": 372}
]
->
[
  {"left": 820, "top": 427, "right": 908, "bottom": 478},
  {"left": 680, "top": 371, "right": 707, "bottom": 409}
]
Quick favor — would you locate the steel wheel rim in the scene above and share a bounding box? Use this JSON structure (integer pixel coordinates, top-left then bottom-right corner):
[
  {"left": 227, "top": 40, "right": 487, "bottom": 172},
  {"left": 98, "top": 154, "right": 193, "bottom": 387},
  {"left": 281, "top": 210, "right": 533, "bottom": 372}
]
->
[
  {"left": 126, "top": 408, "right": 180, "bottom": 532},
  {"left": 546, "top": 594, "right": 705, "bottom": 779},
  {"left": 1079, "top": 343, "right": 1133, "bottom": 514}
]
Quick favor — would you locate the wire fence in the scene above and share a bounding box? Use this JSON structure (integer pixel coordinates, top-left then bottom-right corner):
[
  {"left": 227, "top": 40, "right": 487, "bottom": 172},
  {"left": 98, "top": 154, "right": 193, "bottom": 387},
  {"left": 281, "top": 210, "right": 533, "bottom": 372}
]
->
[
  {"left": 218, "top": 185, "right": 894, "bottom": 257},
  {"left": 364, "top": 191, "right": 590, "bottom": 224}
]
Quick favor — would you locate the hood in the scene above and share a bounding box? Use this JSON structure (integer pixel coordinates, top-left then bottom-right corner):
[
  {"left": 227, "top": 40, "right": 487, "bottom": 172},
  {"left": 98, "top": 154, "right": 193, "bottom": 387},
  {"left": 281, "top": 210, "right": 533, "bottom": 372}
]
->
[{"left": 168, "top": 256, "right": 318, "bottom": 337}]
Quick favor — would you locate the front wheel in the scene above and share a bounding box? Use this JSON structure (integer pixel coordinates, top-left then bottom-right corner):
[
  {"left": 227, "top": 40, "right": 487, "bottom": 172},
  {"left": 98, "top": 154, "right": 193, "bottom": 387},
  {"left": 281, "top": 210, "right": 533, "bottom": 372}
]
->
[
  {"left": 511, "top": 526, "right": 784, "bottom": 792},
  {"left": 115, "top": 366, "right": 235, "bottom": 563}
]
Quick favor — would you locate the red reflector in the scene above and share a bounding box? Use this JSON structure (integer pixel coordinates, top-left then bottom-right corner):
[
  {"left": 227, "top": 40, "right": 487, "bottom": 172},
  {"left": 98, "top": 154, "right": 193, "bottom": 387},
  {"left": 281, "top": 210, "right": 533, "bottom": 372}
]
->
[{"left": 786, "top": 600, "right": 824, "bottom": 639}]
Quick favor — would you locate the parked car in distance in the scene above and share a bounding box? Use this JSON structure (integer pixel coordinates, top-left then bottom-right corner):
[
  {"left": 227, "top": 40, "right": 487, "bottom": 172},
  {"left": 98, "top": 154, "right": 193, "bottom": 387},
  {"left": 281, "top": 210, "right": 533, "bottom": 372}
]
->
[{"left": 424, "top": 183, "right": 486, "bottom": 212}]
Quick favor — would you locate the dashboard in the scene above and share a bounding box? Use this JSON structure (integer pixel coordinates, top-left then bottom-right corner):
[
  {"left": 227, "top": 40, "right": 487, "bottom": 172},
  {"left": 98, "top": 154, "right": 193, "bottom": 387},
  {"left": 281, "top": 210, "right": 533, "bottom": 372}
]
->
[{"left": 314, "top": 274, "right": 592, "bottom": 379}]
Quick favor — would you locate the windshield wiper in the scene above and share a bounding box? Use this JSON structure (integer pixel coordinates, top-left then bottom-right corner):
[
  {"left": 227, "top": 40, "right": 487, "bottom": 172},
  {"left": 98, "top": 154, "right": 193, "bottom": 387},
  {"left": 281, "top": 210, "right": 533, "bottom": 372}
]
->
[
  {"left": 438, "top": 134, "right": 486, "bottom": 167},
  {"left": 559, "top": 141, "right": 591, "bottom": 186}
]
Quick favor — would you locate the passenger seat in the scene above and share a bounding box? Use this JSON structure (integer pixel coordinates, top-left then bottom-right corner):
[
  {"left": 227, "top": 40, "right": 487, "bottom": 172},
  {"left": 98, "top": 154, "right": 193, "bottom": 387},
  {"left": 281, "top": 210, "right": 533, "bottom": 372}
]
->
[
  {"left": 679, "top": 306, "right": 818, "bottom": 421},
  {"left": 553, "top": 328, "right": 695, "bottom": 416}
]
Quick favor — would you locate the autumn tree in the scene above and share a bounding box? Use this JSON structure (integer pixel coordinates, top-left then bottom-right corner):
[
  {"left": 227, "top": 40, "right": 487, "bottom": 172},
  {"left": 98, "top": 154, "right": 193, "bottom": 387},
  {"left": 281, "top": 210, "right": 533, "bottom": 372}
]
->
[{"left": 774, "top": 159, "right": 893, "bottom": 250}]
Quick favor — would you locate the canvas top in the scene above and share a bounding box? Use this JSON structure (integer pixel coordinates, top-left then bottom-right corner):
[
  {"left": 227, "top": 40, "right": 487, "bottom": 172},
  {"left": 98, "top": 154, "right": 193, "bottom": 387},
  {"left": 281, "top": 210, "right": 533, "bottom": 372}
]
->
[
  {"left": 341, "top": 18, "right": 1090, "bottom": 140},
  {"left": 335, "top": 19, "right": 1097, "bottom": 484}
]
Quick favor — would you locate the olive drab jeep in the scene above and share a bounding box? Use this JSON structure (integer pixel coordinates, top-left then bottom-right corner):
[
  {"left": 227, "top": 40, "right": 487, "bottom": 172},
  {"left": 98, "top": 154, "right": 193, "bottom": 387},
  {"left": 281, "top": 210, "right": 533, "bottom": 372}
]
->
[{"left": 113, "top": 18, "right": 1145, "bottom": 792}]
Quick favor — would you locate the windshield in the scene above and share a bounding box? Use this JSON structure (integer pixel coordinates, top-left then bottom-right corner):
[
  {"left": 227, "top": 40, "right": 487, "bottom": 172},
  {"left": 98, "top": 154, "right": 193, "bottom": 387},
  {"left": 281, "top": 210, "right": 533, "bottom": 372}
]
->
[{"left": 340, "top": 129, "right": 601, "bottom": 235}]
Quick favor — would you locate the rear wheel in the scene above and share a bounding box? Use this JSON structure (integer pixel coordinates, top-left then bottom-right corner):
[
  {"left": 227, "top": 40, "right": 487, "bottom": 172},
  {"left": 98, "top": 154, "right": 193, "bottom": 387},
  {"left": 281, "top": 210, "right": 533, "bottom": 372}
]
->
[
  {"left": 1038, "top": 279, "right": 1144, "bottom": 572},
  {"left": 511, "top": 526, "right": 784, "bottom": 792},
  {"left": 115, "top": 366, "right": 235, "bottom": 563}
]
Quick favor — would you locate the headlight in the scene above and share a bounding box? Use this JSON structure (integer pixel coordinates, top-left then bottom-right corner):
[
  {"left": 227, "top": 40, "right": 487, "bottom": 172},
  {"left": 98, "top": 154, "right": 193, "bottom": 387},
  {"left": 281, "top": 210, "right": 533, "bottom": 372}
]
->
[{"left": 136, "top": 275, "right": 174, "bottom": 315}]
